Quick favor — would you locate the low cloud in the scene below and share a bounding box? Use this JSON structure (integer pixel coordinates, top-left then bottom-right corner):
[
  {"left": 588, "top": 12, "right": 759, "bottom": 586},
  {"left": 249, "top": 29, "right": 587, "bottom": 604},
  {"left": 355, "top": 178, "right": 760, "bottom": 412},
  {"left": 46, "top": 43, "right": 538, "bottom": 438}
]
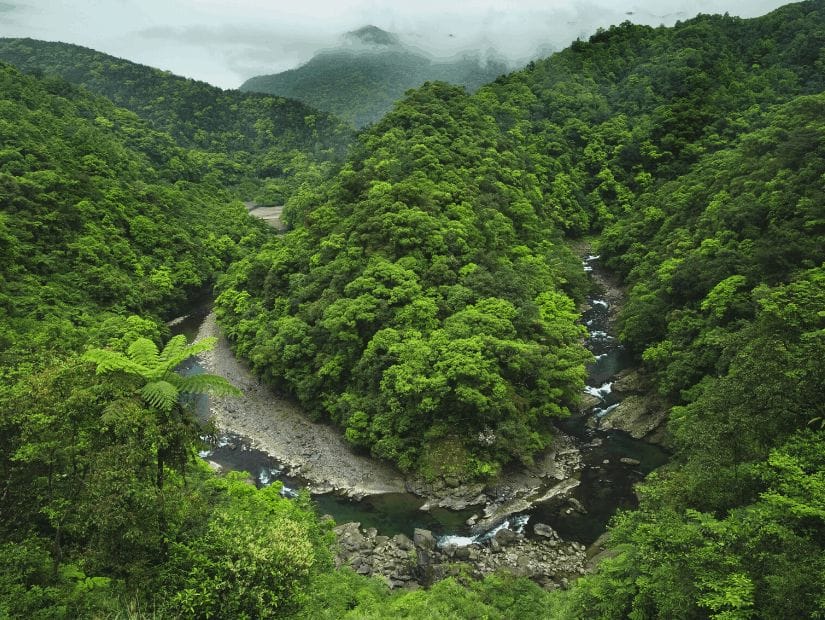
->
[{"left": 0, "top": 0, "right": 792, "bottom": 88}]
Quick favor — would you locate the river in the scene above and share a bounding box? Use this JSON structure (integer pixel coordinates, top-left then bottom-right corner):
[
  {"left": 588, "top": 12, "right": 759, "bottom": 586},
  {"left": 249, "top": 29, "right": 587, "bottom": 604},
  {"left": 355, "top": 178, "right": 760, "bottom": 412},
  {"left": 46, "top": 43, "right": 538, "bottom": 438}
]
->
[{"left": 170, "top": 252, "right": 668, "bottom": 548}]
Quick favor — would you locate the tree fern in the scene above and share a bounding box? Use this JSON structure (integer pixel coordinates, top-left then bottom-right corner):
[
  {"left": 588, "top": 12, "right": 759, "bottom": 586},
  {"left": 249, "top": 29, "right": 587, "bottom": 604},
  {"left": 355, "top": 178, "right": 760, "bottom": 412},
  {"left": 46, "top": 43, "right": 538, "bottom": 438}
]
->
[
  {"left": 175, "top": 373, "right": 241, "bottom": 398},
  {"left": 82, "top": 348, "right": 146, "bottom": 376},
  {"left": 127, "top": 338, "right": 160, "bottom": 371},
  {"left": 141, "top": 380, "right": 180, "bottom": 412},
  {"left": 83, "top": 334, "right": 241, "bottom": 410},
  {"left": 158, "top": 335, "right": 218, "bottom": 372}
]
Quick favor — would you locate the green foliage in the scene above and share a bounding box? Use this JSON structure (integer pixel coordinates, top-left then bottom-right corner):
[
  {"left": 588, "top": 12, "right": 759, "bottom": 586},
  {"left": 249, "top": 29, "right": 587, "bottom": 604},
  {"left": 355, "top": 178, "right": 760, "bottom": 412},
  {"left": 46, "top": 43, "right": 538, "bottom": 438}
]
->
[
  {"left": 553, "top": 431, "right": 825, "bottom": 619},
  {"left": 0, "top": 37, "right": 354, "bottom": 199},
  {"left": 217, "top": 81, "right": 591, "bottom": 478},
  {"left": 3, "top": 2, "right": 825, "bottom": 617},
  {"left": 0, "top": 62, "right": 267, "bottom": 379},
  {"left": 161, "top": 475, "right": 333, "bottom": 619},
  {"left": 299, "top": 572, "right": 557, "bottom": 619},
  {"left": 84, "top": 335, "right": 240, "bottom": 413}
]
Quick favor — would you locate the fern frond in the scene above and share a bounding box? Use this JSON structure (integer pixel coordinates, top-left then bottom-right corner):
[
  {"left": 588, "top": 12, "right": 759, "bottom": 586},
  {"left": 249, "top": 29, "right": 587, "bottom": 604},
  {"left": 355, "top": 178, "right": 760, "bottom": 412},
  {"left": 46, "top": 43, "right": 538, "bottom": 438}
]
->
[
  {"left": 157, "top": 334, "right": 189, "bottom": 366},
  {"left": 140, "top": 381, "right": 180, "bottom": 412},
  {"left": 159, "top": 336, "right": 218, "bottom": 372},
  {"left": 127, "top": 338, "right": 160, "bottom": 370},
  {"left": 177, "top": 373, "right": 242, "bottom": 398},
  {"left": 82, "top": 348, "right": 146, "bottom": 377}
]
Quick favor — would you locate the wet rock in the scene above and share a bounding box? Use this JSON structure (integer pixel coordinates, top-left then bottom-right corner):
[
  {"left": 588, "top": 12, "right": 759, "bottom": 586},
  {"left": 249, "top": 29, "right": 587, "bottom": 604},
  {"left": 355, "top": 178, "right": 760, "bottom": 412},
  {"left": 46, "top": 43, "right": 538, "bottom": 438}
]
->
[
  {"left": 620, "top": 457, "right": 641, "bottom": 466},
  {"left": 599, "top": 394, "right": 668, "bottom": 442},
  {"left": 580, "top": 393, "right": 602, "bottom": 411},
  {"left": 393, "top": 533, "right": 414, "bottom": 550},
  {"left": 473, "top": 476, "right": 580, "bottom": 533},
  {"left": 612, "top": 369, "right": 647, "bottom": 395},
  {"left": 413, "top": 528, "right": 436, "bottom": 551},
  {"left": 494, "top": 528, "right": 517, "bottom": 546},
  {"left": 534, "top": 523, "right": 559, "bottom": 539}
]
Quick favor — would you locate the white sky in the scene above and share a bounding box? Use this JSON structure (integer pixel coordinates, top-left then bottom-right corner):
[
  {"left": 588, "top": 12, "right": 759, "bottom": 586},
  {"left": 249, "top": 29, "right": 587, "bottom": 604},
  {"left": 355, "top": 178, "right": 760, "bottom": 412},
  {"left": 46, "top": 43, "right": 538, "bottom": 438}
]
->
[{"left": 0, "top": 0, "right": 791, "bottom": 89}]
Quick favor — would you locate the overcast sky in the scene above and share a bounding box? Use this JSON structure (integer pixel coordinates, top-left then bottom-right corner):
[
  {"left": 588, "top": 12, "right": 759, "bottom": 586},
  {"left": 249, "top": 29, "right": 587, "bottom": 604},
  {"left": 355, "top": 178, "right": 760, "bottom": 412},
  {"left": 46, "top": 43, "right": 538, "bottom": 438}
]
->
[{"left": 0, "top": 0, "right": 791, "bottom": 89}]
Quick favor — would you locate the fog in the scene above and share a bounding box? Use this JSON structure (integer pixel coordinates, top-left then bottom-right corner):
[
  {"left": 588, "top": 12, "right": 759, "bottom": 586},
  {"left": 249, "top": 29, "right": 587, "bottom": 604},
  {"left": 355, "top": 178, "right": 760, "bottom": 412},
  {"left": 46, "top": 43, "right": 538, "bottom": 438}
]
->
[{"left": 0, "top": 0, "right": 791, "bottom": 88}]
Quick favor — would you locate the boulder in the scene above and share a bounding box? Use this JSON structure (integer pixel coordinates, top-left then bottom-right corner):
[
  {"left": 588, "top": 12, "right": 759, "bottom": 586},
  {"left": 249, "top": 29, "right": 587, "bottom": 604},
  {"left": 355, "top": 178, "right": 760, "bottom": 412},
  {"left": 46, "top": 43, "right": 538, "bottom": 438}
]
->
[
  {"left": 579, "top": 393, "right": 602, "bottom": 412},
  {"left": 599, "top": 394, "right": 668, "bottom": 441},
  {"left": 413, "top": 528, "right": 437, "bottom": 551},
  {"left": 533, "top": 523, "right": 558, "bottom": 539},
  {"left": 611, "top": 369, "right": 646, "bottom": 395},
  {"left": 494, "top": 528, "right": 517, "bottom": 546},
  {"left": 393, "top": 533, "right": 414, "bottom": 550}
]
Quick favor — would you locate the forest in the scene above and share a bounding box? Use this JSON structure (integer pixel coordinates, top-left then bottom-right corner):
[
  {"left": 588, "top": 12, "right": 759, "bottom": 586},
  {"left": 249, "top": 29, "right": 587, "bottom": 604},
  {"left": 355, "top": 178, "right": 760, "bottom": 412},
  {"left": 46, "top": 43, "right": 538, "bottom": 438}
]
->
[{"left": 1, "top": 0, "right": 823, "bottom": 618}]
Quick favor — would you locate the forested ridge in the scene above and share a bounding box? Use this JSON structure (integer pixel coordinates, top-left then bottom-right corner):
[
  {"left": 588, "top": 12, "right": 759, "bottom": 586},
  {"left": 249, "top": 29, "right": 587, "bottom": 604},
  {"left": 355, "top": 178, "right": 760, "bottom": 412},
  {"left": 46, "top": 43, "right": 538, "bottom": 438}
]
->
[
  {"left": 0, "top": 38, "right": 354, "bottom": 203},
  {"left": 0, "top": 62, "right": 266, "bottom": 377},
  {"left": 1, "top": 0, "right": 824, "bottom": 617}
]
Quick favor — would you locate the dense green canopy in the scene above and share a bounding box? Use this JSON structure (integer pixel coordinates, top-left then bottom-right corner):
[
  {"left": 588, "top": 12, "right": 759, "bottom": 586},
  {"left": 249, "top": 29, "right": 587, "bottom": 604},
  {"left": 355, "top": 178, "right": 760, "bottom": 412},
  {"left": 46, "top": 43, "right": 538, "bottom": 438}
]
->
[{"left": 1, "top": 0, "right": 824, "bottom": 617}]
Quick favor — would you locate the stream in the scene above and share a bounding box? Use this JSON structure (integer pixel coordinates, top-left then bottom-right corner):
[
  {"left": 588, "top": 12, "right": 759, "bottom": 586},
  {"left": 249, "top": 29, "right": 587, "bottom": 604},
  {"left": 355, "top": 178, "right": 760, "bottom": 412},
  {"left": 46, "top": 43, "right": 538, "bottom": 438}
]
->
[{"left": 170, "top": 253, "right": 668, "bottom": 548}]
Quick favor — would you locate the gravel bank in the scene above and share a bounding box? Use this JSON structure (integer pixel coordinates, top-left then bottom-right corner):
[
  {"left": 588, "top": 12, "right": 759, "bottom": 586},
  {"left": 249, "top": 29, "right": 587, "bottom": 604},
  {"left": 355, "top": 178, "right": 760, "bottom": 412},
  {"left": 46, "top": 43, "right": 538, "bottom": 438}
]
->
[{"left": 195, "top": 312, "right": 406, "bottom": 498}]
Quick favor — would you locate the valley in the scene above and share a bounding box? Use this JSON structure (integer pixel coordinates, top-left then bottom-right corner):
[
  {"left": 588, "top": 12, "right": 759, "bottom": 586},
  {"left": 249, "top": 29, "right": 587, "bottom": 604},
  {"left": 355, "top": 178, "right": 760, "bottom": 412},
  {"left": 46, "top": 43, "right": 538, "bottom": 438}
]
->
[{"left": 1, "top": 2, "right": 823, "bottom": 617}]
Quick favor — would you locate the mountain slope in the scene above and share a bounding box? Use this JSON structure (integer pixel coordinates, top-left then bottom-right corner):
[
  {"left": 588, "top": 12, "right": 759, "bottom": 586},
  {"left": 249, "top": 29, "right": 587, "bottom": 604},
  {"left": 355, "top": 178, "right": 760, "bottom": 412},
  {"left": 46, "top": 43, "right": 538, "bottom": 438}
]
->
[
  {"left": 0, "top": 38, "right": 354, "bottom": 201},
  {"left": 0, "top": 61, "right": 263, "bottom": 372},
  {"left": 240, "top": 25, "right": 509, "bottom": 127},
  {"left": 218, "top": 2, "right": 825, "bottom": 615}
]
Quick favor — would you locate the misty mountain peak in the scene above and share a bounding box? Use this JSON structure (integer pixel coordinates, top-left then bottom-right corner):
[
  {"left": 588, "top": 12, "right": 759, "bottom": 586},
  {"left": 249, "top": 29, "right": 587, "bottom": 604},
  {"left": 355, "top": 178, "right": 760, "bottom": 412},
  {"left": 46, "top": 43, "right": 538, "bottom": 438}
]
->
[{"left": 344, "top": 25, "right": 400, "bottom": 47}]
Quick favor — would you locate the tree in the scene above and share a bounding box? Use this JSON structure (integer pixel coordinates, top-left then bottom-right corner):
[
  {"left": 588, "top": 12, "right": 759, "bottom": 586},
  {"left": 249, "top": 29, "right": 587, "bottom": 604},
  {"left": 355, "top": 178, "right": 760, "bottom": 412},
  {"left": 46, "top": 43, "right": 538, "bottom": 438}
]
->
[{"left": 82, "top": 335, "right": 241, "bottom": 488}]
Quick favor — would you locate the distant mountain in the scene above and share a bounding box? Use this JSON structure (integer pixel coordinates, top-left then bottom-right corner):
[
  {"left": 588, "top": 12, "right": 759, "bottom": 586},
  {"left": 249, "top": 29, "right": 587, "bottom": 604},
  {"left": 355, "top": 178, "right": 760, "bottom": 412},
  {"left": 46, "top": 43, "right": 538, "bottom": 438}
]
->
[{"left": 240, "top": 25, "right": 510, "bottom": 128}]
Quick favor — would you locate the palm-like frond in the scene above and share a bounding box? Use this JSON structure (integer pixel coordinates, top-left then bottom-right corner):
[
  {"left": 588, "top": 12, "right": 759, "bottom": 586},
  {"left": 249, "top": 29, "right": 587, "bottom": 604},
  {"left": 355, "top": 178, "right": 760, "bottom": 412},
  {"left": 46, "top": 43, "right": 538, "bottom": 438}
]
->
[
  {"left": 84, "top": 334, "right": 240, "bottom": 413},
  {"left": 127, "top": 338, "right": 160, "bottom": 371},
  {"left": 140, "top": 380, "right": 180, "bottom": 413},
  {"left": 82, "top": 348, "right": 147, "bottom": 377},
  {"left": 176, "top": 373, "right": 243, "bottom": 398},
  {"left": 159, "top": 336, "right": 218, "bottom": 373}
]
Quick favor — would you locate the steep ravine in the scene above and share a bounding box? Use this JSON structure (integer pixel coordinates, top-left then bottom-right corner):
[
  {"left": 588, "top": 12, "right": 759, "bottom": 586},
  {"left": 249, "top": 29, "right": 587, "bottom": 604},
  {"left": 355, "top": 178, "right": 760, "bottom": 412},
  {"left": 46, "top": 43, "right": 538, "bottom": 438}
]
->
[{"left": 171, "top": 226, "right": 670, "bottom": 588}]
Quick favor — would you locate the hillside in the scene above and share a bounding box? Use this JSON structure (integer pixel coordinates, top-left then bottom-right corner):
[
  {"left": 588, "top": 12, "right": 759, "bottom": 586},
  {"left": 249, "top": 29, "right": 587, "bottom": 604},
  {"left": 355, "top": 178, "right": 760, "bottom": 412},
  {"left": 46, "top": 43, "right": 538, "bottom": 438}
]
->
[
  {"left": 0, "top": 1, "right": 823, "bottom": 618},
  {"left": 240, "top": 25, "right": 509, "bottom": 127},
  {"left": 0, "top": 61, "right": 269, "bottom": 374},
  {"left": 218, "top": 1, "right": 825, "bottom": 616},
  {"left": 0, "top": 38, "right": 354, "bottom": 202}
]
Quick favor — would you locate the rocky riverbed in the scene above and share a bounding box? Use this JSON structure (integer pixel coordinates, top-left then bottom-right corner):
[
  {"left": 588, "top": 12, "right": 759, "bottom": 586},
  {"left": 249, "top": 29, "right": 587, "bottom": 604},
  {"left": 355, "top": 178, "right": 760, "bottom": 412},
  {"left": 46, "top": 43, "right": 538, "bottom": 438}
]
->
[
  {"left": 196, "top": 312, "right": 407, "bottom": 498},
  {"left": 333, "top": 520, "right": 586, "bottom": 590},
  {"left": 185, "top": 241, "right": 670, "bottom": 592}
]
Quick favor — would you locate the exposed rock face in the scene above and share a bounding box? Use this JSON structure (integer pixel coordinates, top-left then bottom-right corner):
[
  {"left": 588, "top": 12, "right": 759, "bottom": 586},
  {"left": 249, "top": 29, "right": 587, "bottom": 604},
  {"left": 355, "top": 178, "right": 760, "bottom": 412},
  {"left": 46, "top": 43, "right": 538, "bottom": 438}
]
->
[
  {"left": 579, "top": 392, "right": 603, "bottom": 412},
  {"left": 599, "top": 394, "right": 668, "bottom": 442},
  {"left": 611, "top": 369, "right": 647, "bottom": 395},
  {"left": 333, "top": 523, "right": 587, "bottom": 590},
  {"left": 406, "top": 432, "right": 582, "bottom": 514},
  {"left": 596, "top": 369, "right": 670, "bottom": 445}
]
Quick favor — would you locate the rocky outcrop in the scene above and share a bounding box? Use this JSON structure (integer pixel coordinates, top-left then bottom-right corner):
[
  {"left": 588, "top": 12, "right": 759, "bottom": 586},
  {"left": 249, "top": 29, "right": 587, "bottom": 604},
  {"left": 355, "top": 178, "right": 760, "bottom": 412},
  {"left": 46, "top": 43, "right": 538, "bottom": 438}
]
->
[
  {"left": 595, "top": 370, "right": 669, "bottom": 444},
  {"left": 406, "top": 432, "right": 583, "bottom": 520},
  {"left": 333, "top": 522, "right": 586, "bottom": 590}
]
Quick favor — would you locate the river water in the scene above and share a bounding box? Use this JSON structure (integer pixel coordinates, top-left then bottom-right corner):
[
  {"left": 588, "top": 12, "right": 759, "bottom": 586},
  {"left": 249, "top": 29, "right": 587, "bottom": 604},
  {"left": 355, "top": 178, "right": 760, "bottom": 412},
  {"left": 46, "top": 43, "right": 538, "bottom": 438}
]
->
[{"left": 171, "top": 253, "right": 668, "bottom": 547}]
